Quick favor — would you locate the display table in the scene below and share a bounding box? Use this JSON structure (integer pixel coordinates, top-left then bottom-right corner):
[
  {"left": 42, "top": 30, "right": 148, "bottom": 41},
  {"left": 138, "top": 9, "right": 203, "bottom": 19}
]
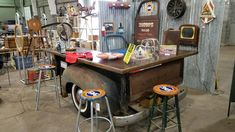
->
[{"left": 44, "top": 48, "right": 198, "bottom": 112}]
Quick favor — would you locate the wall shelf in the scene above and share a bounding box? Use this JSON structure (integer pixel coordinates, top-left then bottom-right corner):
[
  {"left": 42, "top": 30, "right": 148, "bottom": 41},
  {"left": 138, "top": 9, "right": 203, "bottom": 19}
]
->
[{"left": 108, "top": 2, "right": 131, "bottom": 9}]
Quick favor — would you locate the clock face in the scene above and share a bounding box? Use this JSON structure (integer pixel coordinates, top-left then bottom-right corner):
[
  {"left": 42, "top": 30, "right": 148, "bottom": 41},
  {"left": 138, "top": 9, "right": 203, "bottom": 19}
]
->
[{"left": 167, "top": 0, "right": 186, "bottom": 19}]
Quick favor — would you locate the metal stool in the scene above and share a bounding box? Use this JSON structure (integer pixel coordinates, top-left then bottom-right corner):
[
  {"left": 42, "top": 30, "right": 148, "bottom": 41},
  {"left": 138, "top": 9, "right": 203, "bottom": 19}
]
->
[
  {"left": 147, "top": 84, "right": 182, "bottom": 132},
  {"left": 35, "top": 64, "right": 61, "bottom": 111},
  {"left": 75, "top": 88, "right": 115, "bottom": 132}
]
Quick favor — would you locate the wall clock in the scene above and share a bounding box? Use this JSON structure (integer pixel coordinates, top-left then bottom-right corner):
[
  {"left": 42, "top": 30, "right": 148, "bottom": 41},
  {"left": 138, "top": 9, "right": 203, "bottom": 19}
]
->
[{"left": 167, "top": 0, "right": 186, "bottom": 19}]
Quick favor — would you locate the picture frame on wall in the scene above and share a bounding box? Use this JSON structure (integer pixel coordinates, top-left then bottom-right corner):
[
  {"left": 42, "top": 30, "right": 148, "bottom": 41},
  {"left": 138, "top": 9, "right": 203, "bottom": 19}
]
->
[{"left": 103, "top": 22, "right": 114, "bottom": 32}]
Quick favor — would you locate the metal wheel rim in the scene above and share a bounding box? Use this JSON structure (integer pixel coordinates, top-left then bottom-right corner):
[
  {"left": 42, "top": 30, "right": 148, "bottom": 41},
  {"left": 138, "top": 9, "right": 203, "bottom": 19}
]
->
[{"left": 167, "top": 0, "right": 186, "bottom": 19}]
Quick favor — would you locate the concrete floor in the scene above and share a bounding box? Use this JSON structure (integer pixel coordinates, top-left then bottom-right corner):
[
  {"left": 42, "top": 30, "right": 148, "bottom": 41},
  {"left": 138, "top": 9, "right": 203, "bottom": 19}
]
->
[{"left": 0, "top": 46, "right": 235, "bottom": 132}]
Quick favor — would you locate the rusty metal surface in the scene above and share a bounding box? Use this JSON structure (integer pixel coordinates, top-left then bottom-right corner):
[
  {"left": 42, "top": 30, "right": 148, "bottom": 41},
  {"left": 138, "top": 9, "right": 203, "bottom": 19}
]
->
[{"left": 62, "top": 64, "right": 120, "bottom": 111}]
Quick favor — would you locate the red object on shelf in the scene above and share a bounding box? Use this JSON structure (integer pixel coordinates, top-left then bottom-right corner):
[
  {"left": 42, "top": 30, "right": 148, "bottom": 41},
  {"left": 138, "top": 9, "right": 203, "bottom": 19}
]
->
[
  {"left": 108, "top": 2, "right": 131, "bottom": 9},
  {"left": 101, "top": 26, "right": 106, "bottom": 37}
]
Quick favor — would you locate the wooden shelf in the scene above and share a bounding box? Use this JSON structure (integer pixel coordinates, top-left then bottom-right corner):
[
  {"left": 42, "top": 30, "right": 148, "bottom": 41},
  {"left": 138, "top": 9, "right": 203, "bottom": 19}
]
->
[{"left": 108, "top": 2, "right": 131, "bottom": 9}]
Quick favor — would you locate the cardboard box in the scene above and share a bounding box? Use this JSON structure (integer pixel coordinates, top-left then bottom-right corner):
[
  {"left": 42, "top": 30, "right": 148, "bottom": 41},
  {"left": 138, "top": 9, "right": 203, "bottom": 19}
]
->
[{"left": 88, "top": 35, "right": 99, "bottom": 41}]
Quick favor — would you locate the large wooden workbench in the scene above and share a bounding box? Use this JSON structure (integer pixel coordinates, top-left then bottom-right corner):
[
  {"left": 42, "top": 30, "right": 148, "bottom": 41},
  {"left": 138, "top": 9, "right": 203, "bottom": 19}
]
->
[{"left": 44, "top": 48, "right": 197, "bottom": 111}]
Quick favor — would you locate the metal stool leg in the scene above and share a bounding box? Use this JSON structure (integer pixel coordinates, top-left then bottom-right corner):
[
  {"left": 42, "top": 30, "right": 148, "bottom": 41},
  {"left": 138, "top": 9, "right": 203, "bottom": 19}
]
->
[
  {"left": 90, "top": 101, "right": 94, "bottom": 132},
  {"left": 95, "top": 103, "right": 99, "bottom": 132},
  {"left": 228, "top": 100, "right": 231, "bottom": 117},
  {"left": 36, "top": 70, "right": 42, "bottom": 111},
  {"left": 6, "top": 62, "right": 10, "bottom": 85},
  {"left": 175, "top": 95, "right": 182, "bottom": 132},
  {"left": 52, "top": 70, "right": 61, "bottom": 108},
  {"left": 147, "top": 94, "right": 157, "bottom": 132},
  {"left": 161, "top": 96, "right": 168, "bottom": 132},
  {"left": 105, "top": 96, "right": 115, "bottom": 132},
  {"left": 75, "top": 99, "right": 82, "bottom": 132}
]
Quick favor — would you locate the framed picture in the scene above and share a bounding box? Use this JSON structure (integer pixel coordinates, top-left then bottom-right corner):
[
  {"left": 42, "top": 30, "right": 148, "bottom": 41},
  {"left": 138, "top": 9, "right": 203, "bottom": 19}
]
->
[{"left": 103, "top": 22, "right": 114, "bottom": 32}]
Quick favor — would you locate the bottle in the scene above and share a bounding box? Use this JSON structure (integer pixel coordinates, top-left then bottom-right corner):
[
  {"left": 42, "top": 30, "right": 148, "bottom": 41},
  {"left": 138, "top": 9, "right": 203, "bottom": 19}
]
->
[
  {"left": 56, "top": 41, "right": 61, "bottom": 52},
  {"left": 117, "top": 23, "right": 124, "bottom": 34}
]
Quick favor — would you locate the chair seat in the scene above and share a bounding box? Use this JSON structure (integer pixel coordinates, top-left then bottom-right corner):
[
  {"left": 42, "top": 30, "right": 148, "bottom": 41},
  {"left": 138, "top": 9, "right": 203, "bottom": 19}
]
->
[
  {"left": 153, "top": 84, "right": 179, "bottom": 96},
  {"left": 38, "top": 64, "right": 56, "bottom": 70},
  {"left": 81, "top": 88, "right": 106, "bottom": 101}
]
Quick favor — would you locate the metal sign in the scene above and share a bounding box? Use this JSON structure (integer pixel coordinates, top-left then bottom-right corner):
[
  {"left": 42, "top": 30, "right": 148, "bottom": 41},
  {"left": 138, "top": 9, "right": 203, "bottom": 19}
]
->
[
  {"left": 134, "top": 0, "right": 160, "bottom": 44},
  {"left": 200, "top": 0, "right": 216, "bottom": 24}
]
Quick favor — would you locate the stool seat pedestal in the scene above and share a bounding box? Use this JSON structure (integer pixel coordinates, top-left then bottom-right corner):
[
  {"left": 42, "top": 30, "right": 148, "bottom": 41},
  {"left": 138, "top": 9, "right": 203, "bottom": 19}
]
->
[
  {"left": 35, "top": 64, "right": 60, "bottom": 111},
  {"left": 147, "top": 84, "right": 182, "bottom": 132},
  {"left": 75, "top": 88, "right": 115, "bottom": 132}
]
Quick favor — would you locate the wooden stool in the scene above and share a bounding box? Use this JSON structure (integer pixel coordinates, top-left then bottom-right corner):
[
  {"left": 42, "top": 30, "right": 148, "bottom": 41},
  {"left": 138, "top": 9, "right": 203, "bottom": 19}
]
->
[
  {"left": 147, "top": 84, "right": 182, "bottom": 132},
  {"left": 75, "top": 88, "right": 115, "bottom": 132},
  {"left": 35, "top": 64, "right": 60, "bottom": 111}
]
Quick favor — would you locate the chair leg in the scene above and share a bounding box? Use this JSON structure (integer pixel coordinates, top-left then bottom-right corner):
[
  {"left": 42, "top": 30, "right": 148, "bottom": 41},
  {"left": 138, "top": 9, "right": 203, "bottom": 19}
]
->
[
  {"left": 36, "top": 70, "right": 42, "bottom": 111},
  {"left": 175, "top": 95, "right": 182, "bottom": 132},
  {"left": 105, "top": 96, "right": 115, "bottom": 132},
  {"left": 161, "top": 96, "right": 168, "bottom": 132},
  {"left": 147, "top": 94, "right": 157, "bottom": 132},
  {"left": 75, "top": 99, "right": 82, "bottom": 132},
  {"left": 90, "top": 101, "right": 94, "bottom": 132},
  {"left": 53, "top": 70, "right": 61, "bottom": 108}
]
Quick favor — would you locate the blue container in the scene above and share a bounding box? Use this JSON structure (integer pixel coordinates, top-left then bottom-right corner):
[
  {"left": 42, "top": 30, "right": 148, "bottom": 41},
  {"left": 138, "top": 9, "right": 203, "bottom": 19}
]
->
[{"left": 13, "top": 56, "right": 33, "bottom": 70}]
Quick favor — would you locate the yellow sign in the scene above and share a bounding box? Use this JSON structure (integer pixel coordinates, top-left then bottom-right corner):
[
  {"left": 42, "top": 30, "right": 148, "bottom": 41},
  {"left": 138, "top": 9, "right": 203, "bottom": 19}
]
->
[{"left": 123, "top": 43, "right": 136, "bottom": 64}]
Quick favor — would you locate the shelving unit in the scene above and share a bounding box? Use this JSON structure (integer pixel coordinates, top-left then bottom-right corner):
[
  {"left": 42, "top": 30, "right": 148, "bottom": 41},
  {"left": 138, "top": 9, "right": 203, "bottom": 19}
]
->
[{"left": 56, "top": 14, "right": 99, "bottom": 50}]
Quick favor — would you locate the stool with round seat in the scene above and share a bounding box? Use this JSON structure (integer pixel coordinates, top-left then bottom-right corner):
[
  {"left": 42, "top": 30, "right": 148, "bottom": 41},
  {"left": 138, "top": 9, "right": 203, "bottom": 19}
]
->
[
  {"left": 35, "top": 64, "right": 61, "bottom": 111},
  {"left": 75, "top": 88, "right": 115, "bottom": 132},
  {"left": 147, "top": 84, "right": 182, "bottom": 132}
]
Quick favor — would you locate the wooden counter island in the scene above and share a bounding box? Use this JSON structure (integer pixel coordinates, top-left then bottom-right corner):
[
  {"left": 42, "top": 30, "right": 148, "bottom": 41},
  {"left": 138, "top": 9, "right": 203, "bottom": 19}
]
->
[{"left": 44, "top": 48, "right": 197, "bottom": 113}]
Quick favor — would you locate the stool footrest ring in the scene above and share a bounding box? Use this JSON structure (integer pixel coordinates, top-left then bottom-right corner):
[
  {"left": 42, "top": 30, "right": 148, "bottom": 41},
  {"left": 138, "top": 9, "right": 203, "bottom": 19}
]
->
[{"left": 78, "top": 116, "right": 113, "bottom": 132}]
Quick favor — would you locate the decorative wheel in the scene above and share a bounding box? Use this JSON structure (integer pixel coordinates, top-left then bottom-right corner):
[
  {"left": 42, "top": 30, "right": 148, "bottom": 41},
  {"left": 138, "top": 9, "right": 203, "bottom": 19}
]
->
[
  {"left": 56, "top": 23, "right": 73, "bottom": 41},
  {"left": 167, "top": 0, "right": 186, "bottom": 19},
  {"left": 71, "top": 84, "right": 91, "bottom": 117}
]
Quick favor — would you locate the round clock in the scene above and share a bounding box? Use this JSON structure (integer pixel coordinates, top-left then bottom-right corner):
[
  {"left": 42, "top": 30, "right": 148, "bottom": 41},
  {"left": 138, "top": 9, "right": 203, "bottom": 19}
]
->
[{"left": 167, "top": 0, "right": 186, "bottom": 19}]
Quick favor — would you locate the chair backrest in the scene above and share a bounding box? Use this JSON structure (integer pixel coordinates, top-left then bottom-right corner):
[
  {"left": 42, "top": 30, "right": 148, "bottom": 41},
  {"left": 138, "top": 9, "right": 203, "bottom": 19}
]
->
[{"left": 27, "top": 18, "right": 42, "bottom": 36}]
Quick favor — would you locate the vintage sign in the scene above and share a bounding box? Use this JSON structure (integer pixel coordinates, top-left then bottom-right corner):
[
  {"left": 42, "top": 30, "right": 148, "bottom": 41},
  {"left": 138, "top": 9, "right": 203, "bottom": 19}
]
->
[
  {"left": 200, "top": 0, "right": 216, "bottom": 24},
  {"left": 134, "top": 1, "right": 160, "bottom": 44}
]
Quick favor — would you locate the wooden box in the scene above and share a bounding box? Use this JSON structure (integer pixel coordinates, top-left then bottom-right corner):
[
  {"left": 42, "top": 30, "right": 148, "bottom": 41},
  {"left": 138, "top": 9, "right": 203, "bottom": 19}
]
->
[{"left": 4, "top": 36, "right": 29, "bottom": 49}]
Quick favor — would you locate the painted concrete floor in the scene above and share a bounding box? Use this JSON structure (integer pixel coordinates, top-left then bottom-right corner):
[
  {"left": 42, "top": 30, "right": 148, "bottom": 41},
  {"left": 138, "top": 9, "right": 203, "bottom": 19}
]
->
[{"left": 0, "top": 46, "right": 235, "bottom": 132}]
